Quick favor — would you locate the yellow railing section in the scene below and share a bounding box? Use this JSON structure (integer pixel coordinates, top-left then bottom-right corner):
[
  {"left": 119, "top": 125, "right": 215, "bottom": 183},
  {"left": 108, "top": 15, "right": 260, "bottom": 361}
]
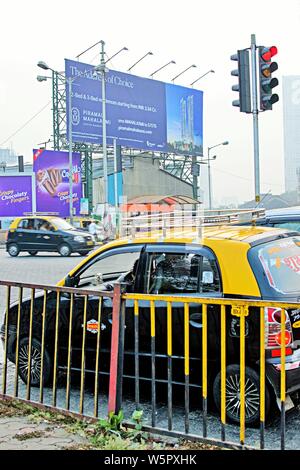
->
[{"left": 123, "top": 292, "right": 298, "bottom": 448}]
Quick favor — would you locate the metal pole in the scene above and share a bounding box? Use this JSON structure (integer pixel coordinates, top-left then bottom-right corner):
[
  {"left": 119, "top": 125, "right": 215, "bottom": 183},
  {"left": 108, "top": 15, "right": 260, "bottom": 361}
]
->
[
  {"left": 251, "top": 33, "right": 260, "bottom": 203},
  {"left": 113, "top": 139, "right": 118, "bottom": 207},
  {"left": 113, "top": 138, "right": 119, "bottom": 239},
  {"left": 192, "top": 156, "right": 198, "bottom": 200},
  {"left": 100, "top": 40, "right": 108, "bottom": 208},
  {"left": 208, "top": 148, "right": 212, "bottom": 210},
  {"left": 68, "top": 78, "right": 73, "bottom": 224}
]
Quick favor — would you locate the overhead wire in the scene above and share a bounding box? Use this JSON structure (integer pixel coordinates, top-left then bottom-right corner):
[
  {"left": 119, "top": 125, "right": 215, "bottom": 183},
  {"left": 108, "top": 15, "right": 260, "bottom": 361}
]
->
[{"left": 0, "top": 100, "right": 51, "bottom": 147}]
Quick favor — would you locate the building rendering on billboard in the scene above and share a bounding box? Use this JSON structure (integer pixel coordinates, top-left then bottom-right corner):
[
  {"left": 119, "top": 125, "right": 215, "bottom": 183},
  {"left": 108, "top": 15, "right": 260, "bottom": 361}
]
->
[
  {"left": 0, "top": 175, "right": 34, "bottom": 217},
  {"left": 65, "top": 59, "right": 203, "bottom": 156},
  {"left": 33, "top": 149, "right": 82, "bottom": 217}
]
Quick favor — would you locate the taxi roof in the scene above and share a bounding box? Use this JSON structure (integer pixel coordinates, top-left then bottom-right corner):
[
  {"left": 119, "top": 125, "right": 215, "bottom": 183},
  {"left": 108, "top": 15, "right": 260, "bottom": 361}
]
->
[
  {"left": 103, "top": 224, "right": 296, "bottom": 248},
  {"left": 62, "top": 225, "right": 299, "bottom": 298}
]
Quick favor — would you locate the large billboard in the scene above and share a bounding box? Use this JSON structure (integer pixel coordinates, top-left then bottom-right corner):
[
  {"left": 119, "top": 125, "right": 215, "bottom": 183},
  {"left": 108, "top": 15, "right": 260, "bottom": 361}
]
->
[
  {"left": 33, "top": 149, "right": 82, "bottom": 217},
  {"left": 0, "top": 175, "right": 33, "bottom": 217},
  {"left": 65, "top": 59, "right": 203, "bottom": 156}
]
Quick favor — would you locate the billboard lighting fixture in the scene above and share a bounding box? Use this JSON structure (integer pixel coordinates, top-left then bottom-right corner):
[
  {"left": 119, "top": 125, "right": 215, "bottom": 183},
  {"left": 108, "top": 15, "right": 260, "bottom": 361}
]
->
[
  {"left": 171, "top": 64, "right": 197, "bottom": 83},
  {"left": 149, "top": 60, "right": 176, "bottom": 78},
  {"left": 127, "top": 51, "right": 154, "bottom": 72},
  {"left": 190, "top": 69, "right": 215, "bottom": 87},
  {"left": 105, "top": 46, "right": 129, "bottom": 65}
]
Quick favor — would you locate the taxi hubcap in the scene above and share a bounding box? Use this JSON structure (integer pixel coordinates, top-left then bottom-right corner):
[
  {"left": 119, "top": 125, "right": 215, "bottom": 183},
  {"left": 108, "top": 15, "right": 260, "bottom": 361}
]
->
[
  {"left": 19, "top": 345, "right": 42, "bottom": 383},
  {"left": 226, "top": 374, "right": 260, "bottom": 420}
]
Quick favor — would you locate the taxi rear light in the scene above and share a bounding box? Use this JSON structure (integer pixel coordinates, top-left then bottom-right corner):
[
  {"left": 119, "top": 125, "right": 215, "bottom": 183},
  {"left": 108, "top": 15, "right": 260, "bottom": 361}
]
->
[
  {"left": 265, "top": 307, "right": 293, "bottom": 349},
  {"left": 271, "top": 348, "right": 293, "bottom": 357}
]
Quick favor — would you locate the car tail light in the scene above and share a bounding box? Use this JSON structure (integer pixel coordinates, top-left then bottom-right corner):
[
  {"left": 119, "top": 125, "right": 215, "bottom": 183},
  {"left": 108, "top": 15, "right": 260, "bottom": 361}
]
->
[
  {"left": 5, "top": 231, "right": 8, "bottom": 241},
  {"left": 265, "top": 307, "right": 293, "bottom": 354}
]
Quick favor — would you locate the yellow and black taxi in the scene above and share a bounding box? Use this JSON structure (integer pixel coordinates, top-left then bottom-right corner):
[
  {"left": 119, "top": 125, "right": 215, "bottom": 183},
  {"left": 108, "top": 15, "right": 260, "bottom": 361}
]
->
[
  {"left": 6, "top": 216, "right": 95, "bottom": 257},
  {"left": 3, "top": 225, "right": 300, "bottom": 425}
]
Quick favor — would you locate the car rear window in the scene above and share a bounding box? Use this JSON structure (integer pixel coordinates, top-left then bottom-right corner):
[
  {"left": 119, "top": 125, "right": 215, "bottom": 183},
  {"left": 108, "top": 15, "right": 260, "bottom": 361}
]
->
[{"left": 251, "top": 236, "right": 300, "bottom": 295}]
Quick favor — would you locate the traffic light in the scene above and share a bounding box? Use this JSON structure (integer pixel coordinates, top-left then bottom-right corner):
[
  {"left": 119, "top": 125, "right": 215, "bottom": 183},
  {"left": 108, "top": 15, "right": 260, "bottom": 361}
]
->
[
  {"left": 231, "top": 49, "right": 251, "bottom": 113},
  {"left": 258, "top": 45, "right": 279, "bottom": 111}
]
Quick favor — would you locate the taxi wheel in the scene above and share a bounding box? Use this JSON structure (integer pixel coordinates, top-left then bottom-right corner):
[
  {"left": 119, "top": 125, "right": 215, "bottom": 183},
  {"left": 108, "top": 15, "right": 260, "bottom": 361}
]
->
[
  {"left": 213, "top": 365, "right": 270, "bottom": 426},
  {"left": 58, "top": 244, "right": 72, "bottom": 257},
  {"left": 18, "top": 337, "right": 52, "bottom": 387},
  {"left": 7, "top": 244, "right": 20, "bottom": 257},
  {"left": 28, "top": 251, "right": 38, "bottom": 256}
]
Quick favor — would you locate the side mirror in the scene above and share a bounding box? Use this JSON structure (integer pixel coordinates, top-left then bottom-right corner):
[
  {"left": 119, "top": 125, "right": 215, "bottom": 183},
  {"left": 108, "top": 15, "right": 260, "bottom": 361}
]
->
[{"left": 64, "top": 275, "right": 77, "bottom": 287}]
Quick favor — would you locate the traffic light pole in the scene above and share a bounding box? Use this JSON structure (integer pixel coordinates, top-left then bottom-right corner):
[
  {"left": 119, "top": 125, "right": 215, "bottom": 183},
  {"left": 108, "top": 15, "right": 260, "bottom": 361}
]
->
[{"left": 251, "top": 34, "right": 260, "bottom": 203}]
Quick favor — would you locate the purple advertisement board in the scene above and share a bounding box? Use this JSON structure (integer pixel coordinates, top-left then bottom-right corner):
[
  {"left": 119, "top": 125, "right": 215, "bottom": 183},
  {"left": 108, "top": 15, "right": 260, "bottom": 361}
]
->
[
  {"left": 33, "top": 149, "right": 82, "bottom": 217},
  {"left": 65, "top": 59, "right": 203, "bottom": 156},
  {"left": 0, "top": 175, "right": 33, "bottom": 217}
]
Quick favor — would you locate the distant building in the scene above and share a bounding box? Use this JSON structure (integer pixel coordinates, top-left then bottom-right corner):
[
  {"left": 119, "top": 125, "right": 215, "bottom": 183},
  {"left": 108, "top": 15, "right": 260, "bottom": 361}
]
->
[
  {"left": 0, "top": 148, "right": 17, "bottom": 168},
  {"left": 283, "top": 76, "right": 300, "bottom": 192}
]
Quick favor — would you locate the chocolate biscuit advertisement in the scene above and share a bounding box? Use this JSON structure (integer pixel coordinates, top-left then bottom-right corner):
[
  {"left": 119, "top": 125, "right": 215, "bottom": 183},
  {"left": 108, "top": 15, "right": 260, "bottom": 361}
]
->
[
  {"left": 33, "top": 149, "right": 82, "bottom": 217},
  {"left": 0, "top": 175, "right": 33, "bottom": 216}
]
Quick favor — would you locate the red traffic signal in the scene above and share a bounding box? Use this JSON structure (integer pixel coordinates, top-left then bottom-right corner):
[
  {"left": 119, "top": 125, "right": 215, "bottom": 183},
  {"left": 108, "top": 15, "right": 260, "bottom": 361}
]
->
[
  {"left": 261, "top": 45, "right": 278, "bottom": 62},
  {"left": 258, "top": 45, "right": 279, "bottom": 111}
]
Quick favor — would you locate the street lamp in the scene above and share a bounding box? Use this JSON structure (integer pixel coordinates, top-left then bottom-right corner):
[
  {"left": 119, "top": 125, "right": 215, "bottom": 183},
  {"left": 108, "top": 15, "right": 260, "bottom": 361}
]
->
[
  {"left": 37, "top": 60, "right": 78, "bottom": 224},
  {"left": 171, "top": 64, "right": 197, "bottom": 83},
  {"left": 190, "top": 69, "right": 215, "bottom": 87},
  {"left": 127, "top": 51, "right": 153, "bottom": 72},
  {"left": 94, "top": 40, "right": 109, "bottom": 209},
  {"left": 149, "top": 60, "right": 176, "bottom": 78},
  {"left": 206, "top": 141, "right": 229, "bottom": 210}
]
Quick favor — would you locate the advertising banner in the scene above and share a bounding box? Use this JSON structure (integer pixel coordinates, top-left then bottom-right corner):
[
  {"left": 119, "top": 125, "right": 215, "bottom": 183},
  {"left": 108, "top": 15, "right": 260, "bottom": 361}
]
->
[
  {"left": 33, "top": 149, "right": 82, "bottom": 217},
  {"left": 0, "top": 175, "right": 33, "bottom": 217},
  {"left": 65, "top": 59, "right": 203, "bottom": 156}
]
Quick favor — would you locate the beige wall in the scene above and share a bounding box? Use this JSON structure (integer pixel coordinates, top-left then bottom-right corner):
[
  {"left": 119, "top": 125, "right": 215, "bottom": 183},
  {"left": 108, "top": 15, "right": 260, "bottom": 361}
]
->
[{"left": 93, "top": 156, "right": 193, "bottom": 206}]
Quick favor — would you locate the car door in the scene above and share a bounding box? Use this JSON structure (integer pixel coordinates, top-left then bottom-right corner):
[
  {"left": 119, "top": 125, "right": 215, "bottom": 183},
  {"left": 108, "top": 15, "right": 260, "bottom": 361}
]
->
[
  {"left": 14, "top": 218, "right": 36, "bottom": 251},
  {"left": 62, "top": 244, "right": 145, "bottom": 370},
  {"left": 34, "top": 219, "right": 58, "bottom": 250},
  {"left": 133, "top": 243, "right": 223, "bottom": 387}
]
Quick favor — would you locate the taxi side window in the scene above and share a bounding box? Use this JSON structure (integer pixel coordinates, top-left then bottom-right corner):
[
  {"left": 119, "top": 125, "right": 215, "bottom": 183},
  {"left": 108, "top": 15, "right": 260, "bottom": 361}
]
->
[
  {"left": 36, "top": 219, "right": 54, "bottom": 231},
  {"left": 18, "top": 219, "right": 34, "bottom": 230},
  {"left": 76, "top": 249, "right": 142, "bottom": 288},
  {"left": 146, "top": 252, "right": 220, "bottom": 295}
]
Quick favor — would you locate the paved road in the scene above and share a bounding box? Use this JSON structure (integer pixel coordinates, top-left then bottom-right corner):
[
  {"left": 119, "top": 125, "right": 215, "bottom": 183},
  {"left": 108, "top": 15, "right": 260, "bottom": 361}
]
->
[
  {"left": 1, "top": 248, "right": 300, "bottom": 450},
  {"left": 0, "top": 249, "right": 89, "bottom": 362}
]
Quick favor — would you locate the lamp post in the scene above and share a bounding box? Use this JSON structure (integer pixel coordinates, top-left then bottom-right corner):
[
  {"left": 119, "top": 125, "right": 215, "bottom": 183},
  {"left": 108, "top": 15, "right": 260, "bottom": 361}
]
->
[
  {"left": 171, "top": 64, "right": 197, "bottom": 83},
  {"left": 206, "top": 141, "right": 229, "bottom": 210},
  {"left": 127, "top": 51, "right": 153, "bottom": 72},
  {"left": 37, "top": 61, "right": 76, "bottom": 224},
  {"left": 190, "top": 69, "right": 215, "bottom": 87},
  {"left": 94, "top": 41, "right": 109, "bottom": 209},
  {"left": 149, "top": 60, "right": 176, "bottom": 78}
]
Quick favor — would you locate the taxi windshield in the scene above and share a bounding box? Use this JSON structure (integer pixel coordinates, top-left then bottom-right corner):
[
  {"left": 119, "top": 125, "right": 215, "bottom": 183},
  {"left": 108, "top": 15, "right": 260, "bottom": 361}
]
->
[
  {"left": 252, "top": 236, "right": 300, "bottom": 295},
  {"left": 52, "top": 218, "right": 74, "bottom": 231}
]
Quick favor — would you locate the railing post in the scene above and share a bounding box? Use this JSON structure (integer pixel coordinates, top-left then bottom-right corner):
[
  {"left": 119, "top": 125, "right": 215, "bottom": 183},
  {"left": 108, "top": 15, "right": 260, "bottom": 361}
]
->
[{"left": 108, "top": 283, "right": 125, "bottom": 415}]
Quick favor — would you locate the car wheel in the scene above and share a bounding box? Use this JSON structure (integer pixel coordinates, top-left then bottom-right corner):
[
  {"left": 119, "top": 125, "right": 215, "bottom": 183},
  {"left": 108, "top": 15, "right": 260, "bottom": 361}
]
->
[
  {"left": 28, "top": 251, "right": 38, "bottom": 256},
  {"left": 213, "top": 364, "right": 270, "bottom": 426},
  {"left": 59, "top": 244, "right": 71, "bottom": 257},
  {"left": 7, "top": 244, "right": 20, "bottom": 257},
  {"left": 18, "top": 337, "right": 52, "bottom": 387}
]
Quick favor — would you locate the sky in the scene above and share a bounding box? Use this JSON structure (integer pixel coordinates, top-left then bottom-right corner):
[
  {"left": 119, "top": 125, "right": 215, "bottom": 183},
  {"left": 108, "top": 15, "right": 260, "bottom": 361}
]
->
[{"left": 0, "top": 0, "right": 299, "bottom": 206}]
